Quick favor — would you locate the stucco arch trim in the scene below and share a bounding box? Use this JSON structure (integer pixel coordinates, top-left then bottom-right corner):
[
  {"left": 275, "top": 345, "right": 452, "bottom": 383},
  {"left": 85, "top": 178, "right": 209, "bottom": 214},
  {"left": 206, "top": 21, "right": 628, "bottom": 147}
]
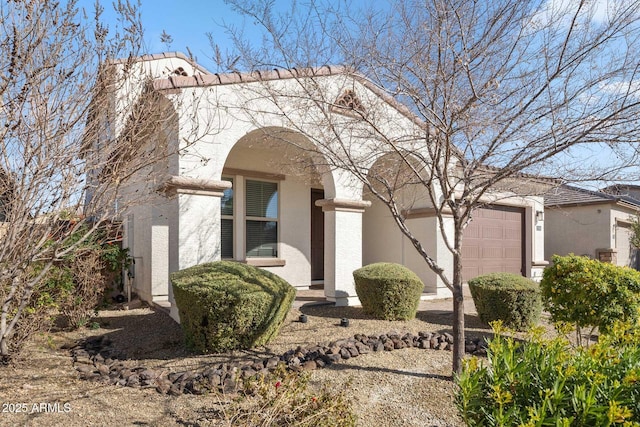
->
[
  {"left": 316, "top": 198, "right": 371, "bottom": 213},
  {"left": 221, "top": 126, "right": 337, "bottom": 196},
  {"left": 160, "top": 175, "right": 231, "bottom": 197}
]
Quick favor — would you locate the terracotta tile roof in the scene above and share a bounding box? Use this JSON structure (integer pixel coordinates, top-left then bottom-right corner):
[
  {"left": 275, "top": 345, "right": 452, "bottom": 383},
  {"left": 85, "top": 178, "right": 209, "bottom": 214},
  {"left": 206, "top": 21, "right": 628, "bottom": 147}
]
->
[
  {"left": 142, "top": 53, "right": 426, "bottom": 129},
  {"left": 545, "top": 185, "right": 640, "bottom": 208},
  {"left": 152, "top": 64, "right": 344, "bottom": 90}
]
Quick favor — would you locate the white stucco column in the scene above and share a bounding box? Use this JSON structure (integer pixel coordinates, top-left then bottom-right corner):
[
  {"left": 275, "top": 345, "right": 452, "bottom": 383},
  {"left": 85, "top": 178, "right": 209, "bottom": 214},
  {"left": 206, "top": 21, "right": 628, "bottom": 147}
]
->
[
  {"left": 528, "top": 197, "right": 548, "bottom": 282},
  {"left": 401, "top": 208, "right": 454, "bottom": 298},
  {"left": 150, "top": 203, "right": 169, "bottom": 301},
  {"left": 161, "top": 176, "right": 232, "bottom": 321},
  {"left": 316, "top": 198, "right": 371, "bottom": 306},
  {"left": 435, "top": 214, "right": 455, "bottom": 297}
]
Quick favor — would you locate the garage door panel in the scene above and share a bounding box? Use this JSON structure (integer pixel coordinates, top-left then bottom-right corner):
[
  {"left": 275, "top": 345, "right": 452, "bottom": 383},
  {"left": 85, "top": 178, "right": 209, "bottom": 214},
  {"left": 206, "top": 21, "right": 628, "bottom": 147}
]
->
[
  {"left": 504, "top": 227, "right": 521, "bottom": 239},
  {"left": 483, "top": 226, "right": 504, "bottom": 239},
  {"left": 482, "top": 209, "right": 505, "bottom": 219},
  {"left": 462, "top": 246, "right": 480, "bottom": 258},
  {"left": 462, "top": 205, "right": 524, "bottom": 282},
  {"left": 466, "top": 224, "right": 480, "bottom": 238},
  {"left": 482, "top": 247, "right": 504, "bottom": 259},
  {"left": 463, "top": 266, "right": 480, "bottom": 280},
  {"left": 503, "top": 249, "right": 521, "bottom": 259},
  {"left": 504, "top": 211, "right": 522, "bottom": 221}
]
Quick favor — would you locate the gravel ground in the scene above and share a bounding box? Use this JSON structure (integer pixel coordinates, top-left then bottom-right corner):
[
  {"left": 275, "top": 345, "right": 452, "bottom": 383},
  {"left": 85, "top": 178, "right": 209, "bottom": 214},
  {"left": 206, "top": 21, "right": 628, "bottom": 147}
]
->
[{"left": 0, "top": 298, "right": 497, "bottom": 427}]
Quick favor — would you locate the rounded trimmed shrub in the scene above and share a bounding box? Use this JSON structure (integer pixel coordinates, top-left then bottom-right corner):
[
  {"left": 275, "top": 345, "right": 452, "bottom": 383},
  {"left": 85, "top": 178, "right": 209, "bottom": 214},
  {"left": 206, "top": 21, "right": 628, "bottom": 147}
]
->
[
  {"left": 170, "top": 261, "right": 295, "bottom": 353},
  {"left": 468, "top": 272, "right": 541, "bottom": 331},
  {"left": 353, "top": 262, "right": 424, "bottom": 320},
  {"left": 541, "top": 254, "right": 640, "bottom": 333}
]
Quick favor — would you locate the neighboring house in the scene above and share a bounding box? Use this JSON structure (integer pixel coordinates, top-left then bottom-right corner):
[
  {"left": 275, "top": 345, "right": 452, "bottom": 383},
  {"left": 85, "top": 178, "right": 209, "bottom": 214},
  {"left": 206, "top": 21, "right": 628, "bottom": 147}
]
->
[
  {"left": 89, "top": 53, "right": 546, "bottom": 322},
  {"left": 545, "top": 185, "right": 640, "bottom": 268},
  {"left": 602, "top": 184, "right": 640, "bottom": 201}
]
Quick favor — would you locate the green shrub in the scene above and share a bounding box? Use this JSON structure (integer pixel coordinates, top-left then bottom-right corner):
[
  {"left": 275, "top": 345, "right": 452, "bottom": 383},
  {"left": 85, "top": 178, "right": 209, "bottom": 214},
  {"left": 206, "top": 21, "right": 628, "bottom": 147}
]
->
[
  {"left": 541, "top": 254, "right": 640, "bottom": 334},
  {"left": 2, "top": 222, "right": 124, "bottom": 362},
  {"left": 353, "top": 262, "right": 424, "bottom": 320},
  {"left": 45, "top": 227, "right": 128, "bottom": 329},
  {"left": 456, "top": 322, "right": 640, "bottom": 426},
  {"left": 60, "top": 249, "right": 107, "bottom": 328},
  {"left": 170, "top": 261, "right": 295, "bottom": 353},
  {"left": 468, "top": 273, "right": 541, "bottom": 331}
]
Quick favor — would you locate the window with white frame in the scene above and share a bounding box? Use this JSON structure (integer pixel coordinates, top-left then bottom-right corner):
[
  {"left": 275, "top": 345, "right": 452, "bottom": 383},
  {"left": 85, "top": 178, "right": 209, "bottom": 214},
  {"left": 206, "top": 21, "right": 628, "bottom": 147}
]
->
[
  {"left": 245, "top": 179, "right": 278, "bottom": 258},
  {"left": 220, "top": 177, "right": 234, "bottom": 259}
]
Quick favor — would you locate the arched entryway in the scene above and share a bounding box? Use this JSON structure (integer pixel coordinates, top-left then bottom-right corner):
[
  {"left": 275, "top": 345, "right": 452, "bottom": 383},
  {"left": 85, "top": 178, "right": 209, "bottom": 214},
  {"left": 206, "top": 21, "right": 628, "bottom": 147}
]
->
[
  {"left": 220, "top": 126, "right": 335, "bottom": 289},
  {"left": 361, "top": 152, "right": 444, "bottom": 295}
]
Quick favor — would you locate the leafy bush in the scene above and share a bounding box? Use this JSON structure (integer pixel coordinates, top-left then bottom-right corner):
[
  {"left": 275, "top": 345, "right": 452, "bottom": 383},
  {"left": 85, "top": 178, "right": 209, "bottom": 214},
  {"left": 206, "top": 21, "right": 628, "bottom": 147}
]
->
[
  {"left": 353, "top": 262, "right": 424, "bottom": 320},
  {"left": 541, "top": 254, "right": 640, "bottom": 335},
  {"left": 468, "top": 273, "right": 541, "bottom": 331},
  {"left": 456, "top": 322, "right": 640, "bottom": 426},
  {"left": 170, "top": 261, "right": 295, "bottom": 353},
  {"left": 2, "top": 223, "right": 126, "bottom": 361},
  {"left": 58, "top": 249, "right": 107, "bottom": 328},
  {"left": 44, "top": 228, "right": 130, "bottom": 329},
  {"left": 225, "top": 365, "right": 356, "bottom": 426}
]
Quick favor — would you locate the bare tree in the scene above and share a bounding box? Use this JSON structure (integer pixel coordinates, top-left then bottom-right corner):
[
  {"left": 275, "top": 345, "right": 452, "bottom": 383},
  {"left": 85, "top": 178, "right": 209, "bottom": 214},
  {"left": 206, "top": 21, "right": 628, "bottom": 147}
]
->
[
  {"left": 0, "top": 0, "right": 183, "bottom": 362},
  {"left": 218, "top": 0, "right": 640, "bottom": 372}
]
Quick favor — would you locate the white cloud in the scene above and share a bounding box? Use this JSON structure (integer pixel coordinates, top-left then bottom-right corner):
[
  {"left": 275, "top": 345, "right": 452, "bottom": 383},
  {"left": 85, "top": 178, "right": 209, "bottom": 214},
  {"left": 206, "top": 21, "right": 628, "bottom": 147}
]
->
[{"left": 532, "top": 0, "right": 612, "bottom": 29}]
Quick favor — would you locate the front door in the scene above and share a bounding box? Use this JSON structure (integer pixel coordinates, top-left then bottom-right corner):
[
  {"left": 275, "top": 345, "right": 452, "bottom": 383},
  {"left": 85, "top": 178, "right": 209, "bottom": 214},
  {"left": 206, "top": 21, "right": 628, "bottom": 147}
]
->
[{"left": 311, "top": 189, "right": 324, "bottom": 281}]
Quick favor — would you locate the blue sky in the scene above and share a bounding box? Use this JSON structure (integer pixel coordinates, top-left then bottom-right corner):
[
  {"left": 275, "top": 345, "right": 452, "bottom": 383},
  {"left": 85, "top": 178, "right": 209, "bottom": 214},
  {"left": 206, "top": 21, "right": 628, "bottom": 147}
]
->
[
  {"left": 71, "top": 0, "right": 635, "bottom": 187},
  {"left": 77, "top": 0, "right": 267, "bottom": 71},
  {"left": 136, "top": 0, "right": 250, "bottom": 70}
]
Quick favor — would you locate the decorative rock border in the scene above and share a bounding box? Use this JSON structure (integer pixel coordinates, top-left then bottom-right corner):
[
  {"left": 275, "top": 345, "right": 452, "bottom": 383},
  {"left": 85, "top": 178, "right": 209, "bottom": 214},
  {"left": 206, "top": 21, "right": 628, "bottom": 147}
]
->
[{"left": 69, "top": 332, "right": 488, "bottom": 395}]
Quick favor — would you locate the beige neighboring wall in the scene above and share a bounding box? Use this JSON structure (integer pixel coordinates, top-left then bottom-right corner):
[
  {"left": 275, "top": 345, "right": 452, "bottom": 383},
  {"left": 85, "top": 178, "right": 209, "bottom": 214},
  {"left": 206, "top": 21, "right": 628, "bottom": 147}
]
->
[
  {"left": 611, "top": 205, "right": 638, "bottom": 268},
  {"left": 545, "top": 204, "right": 613, "bottom": 260}
]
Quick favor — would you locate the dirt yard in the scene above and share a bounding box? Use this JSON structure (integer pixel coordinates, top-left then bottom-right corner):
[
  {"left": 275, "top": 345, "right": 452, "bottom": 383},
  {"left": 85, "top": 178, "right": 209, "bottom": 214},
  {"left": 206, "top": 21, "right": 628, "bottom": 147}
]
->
[{"left": 0, "top": 298, "right": 500, "bottom": 427}]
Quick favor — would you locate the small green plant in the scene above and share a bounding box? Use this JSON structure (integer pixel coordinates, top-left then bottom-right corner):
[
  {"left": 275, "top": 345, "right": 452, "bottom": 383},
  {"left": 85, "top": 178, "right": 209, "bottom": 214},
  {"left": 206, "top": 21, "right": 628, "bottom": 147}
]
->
[
  {"left": 353, "top": 262, "right": 424, "bottom": 320},
  {"left": 36, "top": 224, "right": 130, "bottom": 331},
  {"left": 456, "top": 321, "right": 640, "bottom": 426},
  {"left": 541, "top": 254, "right": 640, "bottom": 342},
  {"left": 171, "top": 261, "right": 296, "bottom": 353},
  {"left": 101, "top": 243, "right": 132, "bottom": 273},
  {"left": 226, "top": 365, "right": 356, "bottom": 426},
  {"left": 42, "top": 333, "right": 56, "bottom": 350},
  {"left": 468, "top": 273, "right": 541, "bottom": 331}
]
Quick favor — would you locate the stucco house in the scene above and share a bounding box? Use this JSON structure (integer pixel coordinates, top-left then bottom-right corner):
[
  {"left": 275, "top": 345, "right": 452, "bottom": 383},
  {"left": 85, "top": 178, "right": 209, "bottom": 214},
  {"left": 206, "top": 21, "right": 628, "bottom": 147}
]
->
[
  {"left": 545, "top": 185, "right": 640, "bottom": 268},
  {"left": 89, "top": 53, "right": 546, "bottom": 322}
]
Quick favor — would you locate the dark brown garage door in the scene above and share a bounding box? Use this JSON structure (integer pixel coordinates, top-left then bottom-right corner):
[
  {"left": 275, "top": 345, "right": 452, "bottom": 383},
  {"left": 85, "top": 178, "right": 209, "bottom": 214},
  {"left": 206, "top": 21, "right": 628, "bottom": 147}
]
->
[{"left": 461, "top": 205, "right": 524, "bottom": 282}]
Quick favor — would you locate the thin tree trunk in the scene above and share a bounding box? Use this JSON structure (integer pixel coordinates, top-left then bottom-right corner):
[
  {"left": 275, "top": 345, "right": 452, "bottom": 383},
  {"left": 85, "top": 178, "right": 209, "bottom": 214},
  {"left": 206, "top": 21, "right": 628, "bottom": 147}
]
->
[
  {"left": 0, "top": 277, "right": 16, "bottom": 361},
  {"left": 452, "top": 285, "right": 465, "bottom": 374},
  {"left": 451, "top": 253, "right": 465, "bottom": 374},
  {"left": 0, "top": 330, "right": 8, "bottom": 361}
]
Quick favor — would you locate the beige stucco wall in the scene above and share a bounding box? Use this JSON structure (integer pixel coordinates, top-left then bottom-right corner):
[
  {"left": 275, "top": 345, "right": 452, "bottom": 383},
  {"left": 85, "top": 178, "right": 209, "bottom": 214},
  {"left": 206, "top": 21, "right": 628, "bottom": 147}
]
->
[
  {"left": 545, "top": 204, "right": 613, "bottom": 260},
  {"left": 362, "top": 191, "right": 449, "bottom": 295},
  {"left": 545, "top": 202, "right": 639, "bottom": 268},
  {"left": 611, "top": 206, "right": 637, "bottom": 267}
]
